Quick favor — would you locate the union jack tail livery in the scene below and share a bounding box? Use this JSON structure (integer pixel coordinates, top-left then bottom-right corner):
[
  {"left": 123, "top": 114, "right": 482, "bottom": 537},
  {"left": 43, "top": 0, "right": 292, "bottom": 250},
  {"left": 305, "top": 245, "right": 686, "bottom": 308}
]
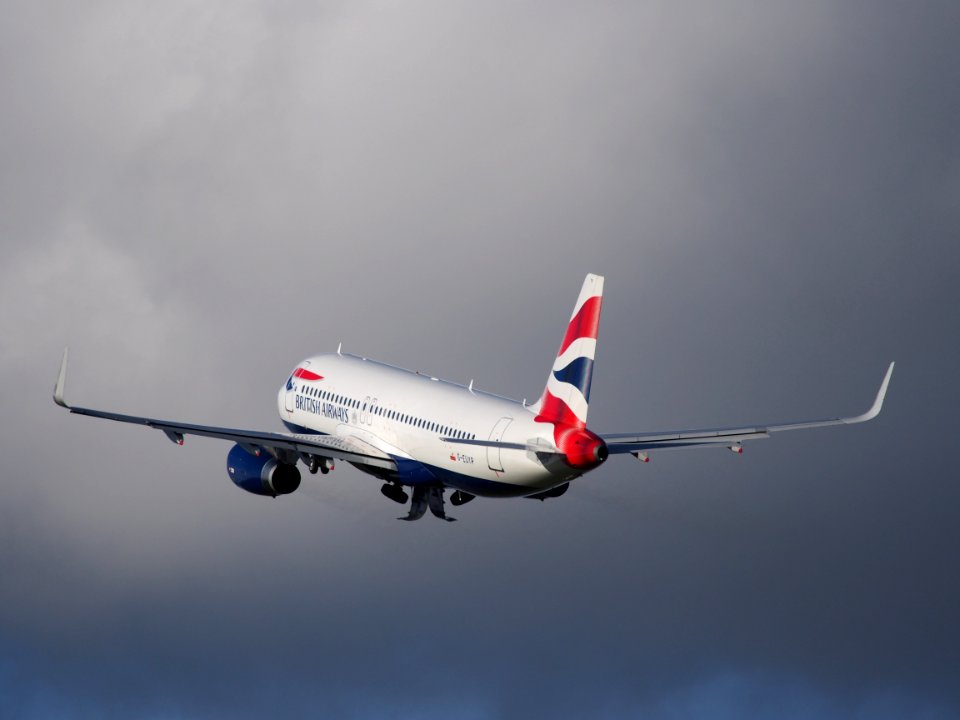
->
[{"left": 535, "top": 273, "right": 604, "bottom": 429}]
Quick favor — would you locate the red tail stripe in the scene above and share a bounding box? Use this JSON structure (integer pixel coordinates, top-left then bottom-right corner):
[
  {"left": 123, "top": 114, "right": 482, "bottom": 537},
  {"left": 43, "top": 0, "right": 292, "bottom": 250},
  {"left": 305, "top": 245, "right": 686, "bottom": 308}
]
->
[
  {"left": 535, "top": 391, "right": 584, "bottom": 429},
  {"left": 293, "top": 368, "right": 324, "bottom": 381},
  {"left": 557, "top": 296, "right": 602, "bottom": 357}
]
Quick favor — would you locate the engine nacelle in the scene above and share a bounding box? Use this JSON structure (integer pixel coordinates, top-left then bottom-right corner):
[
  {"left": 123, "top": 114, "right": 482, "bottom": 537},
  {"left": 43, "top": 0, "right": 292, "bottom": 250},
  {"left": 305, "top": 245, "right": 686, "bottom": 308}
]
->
[{"left": 226, "top": 443, "right": 301, "bottom": 497}]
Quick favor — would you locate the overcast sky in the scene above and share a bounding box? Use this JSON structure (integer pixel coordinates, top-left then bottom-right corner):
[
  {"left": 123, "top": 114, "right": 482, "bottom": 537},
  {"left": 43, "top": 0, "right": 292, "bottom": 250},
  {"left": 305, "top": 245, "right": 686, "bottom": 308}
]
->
[{"left": 2, "top": 1, "right": 959, "bottom": 717}]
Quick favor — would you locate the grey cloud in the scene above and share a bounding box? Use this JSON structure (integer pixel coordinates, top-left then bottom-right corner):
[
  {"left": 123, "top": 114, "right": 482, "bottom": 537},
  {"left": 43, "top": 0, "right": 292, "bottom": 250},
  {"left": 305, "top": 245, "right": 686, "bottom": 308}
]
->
[{"left": 2, "top": 1, "right": 959, "bottom": 717}]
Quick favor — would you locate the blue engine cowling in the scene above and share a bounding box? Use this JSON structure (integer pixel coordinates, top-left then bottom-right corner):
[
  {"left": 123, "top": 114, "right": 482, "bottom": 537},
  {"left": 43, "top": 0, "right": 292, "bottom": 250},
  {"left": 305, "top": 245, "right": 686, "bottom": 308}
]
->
[{"left": 226, "top": 443, "right": 301, "bottom": 497}]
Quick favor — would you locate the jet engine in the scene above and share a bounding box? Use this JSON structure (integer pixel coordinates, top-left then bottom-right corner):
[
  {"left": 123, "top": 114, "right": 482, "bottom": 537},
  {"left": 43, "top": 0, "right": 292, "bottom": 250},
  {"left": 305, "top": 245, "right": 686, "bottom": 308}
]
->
[{"left": 226, "top": 443, "right": 301, "bottom": 497}]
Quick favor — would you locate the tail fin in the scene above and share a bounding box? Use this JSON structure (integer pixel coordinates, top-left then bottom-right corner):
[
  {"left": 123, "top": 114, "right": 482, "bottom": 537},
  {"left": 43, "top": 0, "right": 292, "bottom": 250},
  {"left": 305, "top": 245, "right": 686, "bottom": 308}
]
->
[{"left": 533, "top": 273, "right": 604, "bottom": 428}]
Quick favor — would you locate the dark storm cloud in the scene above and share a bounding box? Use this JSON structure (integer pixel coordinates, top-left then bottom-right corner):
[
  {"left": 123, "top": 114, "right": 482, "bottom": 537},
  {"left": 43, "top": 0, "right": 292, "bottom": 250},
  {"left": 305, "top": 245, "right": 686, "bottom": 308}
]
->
[{"left": 2, "top": 1, "right": 959, "bottom": 718}]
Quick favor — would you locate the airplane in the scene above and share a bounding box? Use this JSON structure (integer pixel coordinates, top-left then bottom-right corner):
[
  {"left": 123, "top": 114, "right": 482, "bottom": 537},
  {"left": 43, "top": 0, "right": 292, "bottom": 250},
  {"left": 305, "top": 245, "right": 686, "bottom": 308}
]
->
[{"left": 52, "top": 274, "right": 894, "bottom": 521}]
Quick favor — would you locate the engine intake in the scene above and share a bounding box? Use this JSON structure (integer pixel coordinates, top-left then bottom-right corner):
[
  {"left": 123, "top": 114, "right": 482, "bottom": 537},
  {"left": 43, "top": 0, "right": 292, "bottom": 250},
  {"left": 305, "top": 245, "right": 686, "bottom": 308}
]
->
[{"left": 227, "top": 443, "right": 301, "bottom": 497}]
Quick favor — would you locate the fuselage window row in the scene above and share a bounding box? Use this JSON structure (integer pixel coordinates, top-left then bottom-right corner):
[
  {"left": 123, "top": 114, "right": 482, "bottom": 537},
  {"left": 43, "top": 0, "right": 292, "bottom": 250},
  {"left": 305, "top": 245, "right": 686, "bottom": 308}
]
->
[{"left": 299, "top": 387, "right": 475, "bottom": 440}]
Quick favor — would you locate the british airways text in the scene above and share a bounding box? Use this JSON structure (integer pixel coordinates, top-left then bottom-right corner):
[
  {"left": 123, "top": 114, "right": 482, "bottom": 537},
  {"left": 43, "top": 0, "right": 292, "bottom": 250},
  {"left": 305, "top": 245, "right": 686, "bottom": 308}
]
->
[{"left": 296, "top": 394, "right": 351, "bottom": 422}]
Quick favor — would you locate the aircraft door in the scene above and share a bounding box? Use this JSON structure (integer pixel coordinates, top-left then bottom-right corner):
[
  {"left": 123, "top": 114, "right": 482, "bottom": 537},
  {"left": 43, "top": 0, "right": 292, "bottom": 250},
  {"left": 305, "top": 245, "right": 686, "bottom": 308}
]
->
[{"left": 487, "top": 417, "right": 513, "bottom": 472}]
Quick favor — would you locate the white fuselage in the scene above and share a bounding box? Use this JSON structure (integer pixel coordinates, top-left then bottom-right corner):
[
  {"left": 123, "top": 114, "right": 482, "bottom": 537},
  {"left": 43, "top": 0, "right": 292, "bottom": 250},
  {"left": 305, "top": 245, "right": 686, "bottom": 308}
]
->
[{"left": 276, "top": 353, "right": 575, "bottom": 497}]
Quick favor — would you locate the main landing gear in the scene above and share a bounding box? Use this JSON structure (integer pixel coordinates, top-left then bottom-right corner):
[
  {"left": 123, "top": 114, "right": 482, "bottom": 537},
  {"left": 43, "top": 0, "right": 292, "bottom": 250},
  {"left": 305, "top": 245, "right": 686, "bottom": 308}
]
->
[
  {"left": 450, "top": 490, "right": 475, "bottom": 506},
  {"left": 388, "top": 486, "right": 457, "bottom": 522},
  {"left": 303, "top": 455, "right": 334, "bottom": 475}
]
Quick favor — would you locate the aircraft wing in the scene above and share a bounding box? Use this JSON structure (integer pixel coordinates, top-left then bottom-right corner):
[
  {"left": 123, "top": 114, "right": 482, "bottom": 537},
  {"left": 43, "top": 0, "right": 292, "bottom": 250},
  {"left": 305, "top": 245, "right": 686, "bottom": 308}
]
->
[
  {"left": 601, "top": 362, "right": 894, "bottom": 456},
  {"left": 52, "top": 349, "right": 396, "bottom": 471}
]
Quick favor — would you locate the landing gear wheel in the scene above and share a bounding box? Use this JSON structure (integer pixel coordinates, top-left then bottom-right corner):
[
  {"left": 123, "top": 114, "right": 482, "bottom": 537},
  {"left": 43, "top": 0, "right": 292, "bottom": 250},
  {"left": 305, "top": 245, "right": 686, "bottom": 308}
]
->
[{"left": 380, "top": 483, "right": 409, "bottom": 504}]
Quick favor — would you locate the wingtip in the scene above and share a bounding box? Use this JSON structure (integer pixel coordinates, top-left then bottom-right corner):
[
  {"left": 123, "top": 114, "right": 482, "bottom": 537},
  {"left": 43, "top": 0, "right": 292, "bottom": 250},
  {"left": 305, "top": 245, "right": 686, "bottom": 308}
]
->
[
  {"left": 848, "top": 361, "right": 894, "bottom": 424},
  {"left": 877, "top": 360, "right": 895, "bottom": 409},
  {"left": 53, "top": 347, "right": 70, "bottom": 408}
]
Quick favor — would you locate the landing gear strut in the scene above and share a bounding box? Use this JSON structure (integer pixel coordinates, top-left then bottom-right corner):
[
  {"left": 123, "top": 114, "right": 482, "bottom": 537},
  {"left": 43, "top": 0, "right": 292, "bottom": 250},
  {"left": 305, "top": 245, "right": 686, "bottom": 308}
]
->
[{"left": 398, "top": 487, "right": 456, "bottom": 522}]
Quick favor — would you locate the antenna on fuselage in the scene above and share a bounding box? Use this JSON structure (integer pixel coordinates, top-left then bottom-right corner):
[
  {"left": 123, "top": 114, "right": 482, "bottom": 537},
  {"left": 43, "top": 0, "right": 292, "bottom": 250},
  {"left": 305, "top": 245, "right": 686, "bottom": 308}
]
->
[
  {"left": 468, "top": 379, "right": 474, "bottom": 393},
  {"left": 337, "top": 342, "right": 342, "bottom": 355}
]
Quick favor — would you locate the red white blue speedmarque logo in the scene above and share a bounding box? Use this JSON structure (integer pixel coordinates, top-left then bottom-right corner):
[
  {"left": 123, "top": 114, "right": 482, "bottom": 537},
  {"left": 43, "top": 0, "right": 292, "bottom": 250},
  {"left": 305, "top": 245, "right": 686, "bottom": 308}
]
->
[{"left": 293, "top": 368, "right": 324, "bottom": 381}]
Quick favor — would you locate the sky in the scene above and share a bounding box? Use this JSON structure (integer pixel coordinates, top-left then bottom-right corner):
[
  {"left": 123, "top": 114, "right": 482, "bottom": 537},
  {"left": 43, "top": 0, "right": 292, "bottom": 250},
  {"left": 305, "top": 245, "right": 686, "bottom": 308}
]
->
[{"left": 1, "top": 1, "right": 959, "bottom": 717}]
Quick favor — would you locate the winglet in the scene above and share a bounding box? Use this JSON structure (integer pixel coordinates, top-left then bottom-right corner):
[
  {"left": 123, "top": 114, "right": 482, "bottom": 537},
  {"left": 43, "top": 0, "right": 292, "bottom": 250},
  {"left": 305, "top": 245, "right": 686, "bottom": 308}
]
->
[
  {"left": 844, "top": 361, "right": 895, "bottom": 424},
  {"left": 53, "top": 347, "right": 70, "bottom": 408}
]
